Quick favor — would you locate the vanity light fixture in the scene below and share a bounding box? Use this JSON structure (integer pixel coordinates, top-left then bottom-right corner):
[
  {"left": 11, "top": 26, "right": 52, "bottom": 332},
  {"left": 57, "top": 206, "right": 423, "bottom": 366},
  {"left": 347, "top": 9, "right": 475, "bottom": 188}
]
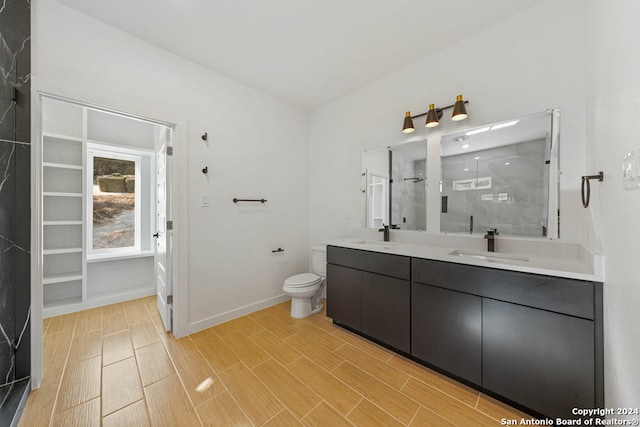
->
[
  {"left": 402, "top": 112, "right": 415, "bottom": 133},
  {"left": 451, "top": 95, "right": 468, "bottom": 121},
  {"left": 402, "top": 95, "right": 469, "bottom": 133},
  {"left": 425, "top": 104, "right": 440, "bottom": 128}
]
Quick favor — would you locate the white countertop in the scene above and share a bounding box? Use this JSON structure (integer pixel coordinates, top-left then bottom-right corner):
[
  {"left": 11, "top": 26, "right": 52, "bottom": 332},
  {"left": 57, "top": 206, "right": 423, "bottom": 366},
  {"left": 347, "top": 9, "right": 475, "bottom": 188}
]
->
[{"left": 323, "top": 236, "right": 604, "bottom": 282}]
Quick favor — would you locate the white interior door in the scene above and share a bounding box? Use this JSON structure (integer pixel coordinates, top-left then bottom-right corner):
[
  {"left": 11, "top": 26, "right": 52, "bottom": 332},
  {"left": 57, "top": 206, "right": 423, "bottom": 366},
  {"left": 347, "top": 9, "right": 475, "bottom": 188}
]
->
[{"left": 155, "top": 127, "right": 172, "bottom": 331}]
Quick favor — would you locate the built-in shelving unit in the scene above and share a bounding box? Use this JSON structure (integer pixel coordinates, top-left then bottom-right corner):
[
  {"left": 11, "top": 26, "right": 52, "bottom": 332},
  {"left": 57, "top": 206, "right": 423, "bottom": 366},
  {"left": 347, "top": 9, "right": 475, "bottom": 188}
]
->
[
  {"left": 40, "top": 95, "right": 160, "bottom": 317},
  {"left": 41, "top": 98, "right": 86, "bottom": 315}
]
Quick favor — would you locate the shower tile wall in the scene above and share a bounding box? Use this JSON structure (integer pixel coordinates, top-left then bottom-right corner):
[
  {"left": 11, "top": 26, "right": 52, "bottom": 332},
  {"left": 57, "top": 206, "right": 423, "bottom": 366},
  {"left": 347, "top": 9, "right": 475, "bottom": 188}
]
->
[
  {"left": 0, "top": 0, "right": 31, "bottom": 424},
  {"left": 440, "top": 139, "right": 547, "bottom": 237},
  {"left": 391, "top": 155, "right": 426, "bottom": 231}
]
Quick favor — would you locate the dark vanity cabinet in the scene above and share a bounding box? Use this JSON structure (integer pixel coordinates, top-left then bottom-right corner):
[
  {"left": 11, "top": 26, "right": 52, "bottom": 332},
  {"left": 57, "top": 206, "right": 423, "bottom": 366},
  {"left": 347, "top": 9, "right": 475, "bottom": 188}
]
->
[
  {"left": 326, "top": 263, "right": 362, "bottom": 330},
  {"left": 327, "top": 246, "right": 411, "bottom": 353},
  {"left": 361, "top": 271, "right": 410, "bottom": 352},
  {"left": 327, "top": 246, "right": 604, "bottom": 420},
  {"left": 483, "top": 299, "right": 596, "bottom": 419},
  {"left": 411, "top": 282, "right": 482, "bottom": 384},
  {"left": 412, "top": 258, "right": 603, "bottom": 420}
]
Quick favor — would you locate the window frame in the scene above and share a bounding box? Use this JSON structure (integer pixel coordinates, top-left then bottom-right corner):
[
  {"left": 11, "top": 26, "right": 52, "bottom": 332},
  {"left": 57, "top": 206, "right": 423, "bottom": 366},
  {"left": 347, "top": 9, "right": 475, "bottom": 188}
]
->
[{"left": 86, "top": 142, "right": 153, "bottom": 260}]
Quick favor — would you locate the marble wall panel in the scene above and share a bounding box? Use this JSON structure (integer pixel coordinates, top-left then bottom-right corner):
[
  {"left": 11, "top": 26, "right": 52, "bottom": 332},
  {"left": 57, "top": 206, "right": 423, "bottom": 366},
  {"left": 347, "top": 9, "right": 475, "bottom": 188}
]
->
[{"left": 0, "top": 2, "right": 31, "bottom": 422}]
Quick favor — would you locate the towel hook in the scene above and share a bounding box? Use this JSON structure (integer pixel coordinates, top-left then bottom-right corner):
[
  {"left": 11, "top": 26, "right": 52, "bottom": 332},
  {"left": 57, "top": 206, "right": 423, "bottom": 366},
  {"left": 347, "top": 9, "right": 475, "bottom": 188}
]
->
[{"left": 581, "top": 171, "right": 603, "bottom": 208}]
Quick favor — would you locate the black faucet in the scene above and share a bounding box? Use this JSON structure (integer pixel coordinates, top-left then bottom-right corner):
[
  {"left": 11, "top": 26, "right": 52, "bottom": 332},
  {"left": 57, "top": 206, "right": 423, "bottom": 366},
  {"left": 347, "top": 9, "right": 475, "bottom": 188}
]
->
[
  {"left": 378, "top": 224, "right": 390, "bottom": 242},
  {"left": 484, "top": 228, "right": 499, "bottom": 252}
]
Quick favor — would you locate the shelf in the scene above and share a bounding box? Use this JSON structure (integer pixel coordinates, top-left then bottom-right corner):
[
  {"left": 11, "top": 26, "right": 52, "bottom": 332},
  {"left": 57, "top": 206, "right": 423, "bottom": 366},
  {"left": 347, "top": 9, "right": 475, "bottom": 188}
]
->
[
  {"left": 43, "top": 221, "right": 83, "bottom": 226},
  {"left": 43, "top": 247, "right": 83, "bottom": 255},
  {"left": 43, "top": 135, "right": 83, "bottom": 166},
  {"left": 43, "top": 132, "right": 83, "bottom": 142},
  {"left": 43, "top": 272, "right": 83, "bottom": 285},
  {"left": 43, "top": 162, "right": 83, "bottom": 170},
  {"left": 43, "top": 192, "right": 83, "bottom": 198},
  {"left": 43, "top": 296, "right": 83, "bottom": 310}
]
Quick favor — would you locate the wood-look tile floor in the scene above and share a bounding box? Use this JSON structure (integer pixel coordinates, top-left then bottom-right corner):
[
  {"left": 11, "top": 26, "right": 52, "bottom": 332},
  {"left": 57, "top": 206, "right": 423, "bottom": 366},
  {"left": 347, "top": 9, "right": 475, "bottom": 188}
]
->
[{"left": 19, "top": 297, "right": 530, "bottom": 426}]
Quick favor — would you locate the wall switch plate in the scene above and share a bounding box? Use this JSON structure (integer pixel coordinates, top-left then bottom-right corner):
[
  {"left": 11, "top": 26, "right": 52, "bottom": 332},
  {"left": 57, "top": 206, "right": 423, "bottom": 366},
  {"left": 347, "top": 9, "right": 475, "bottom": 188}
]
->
[{"left": 201, "top": 193, "right": 210, "bottom": 207}]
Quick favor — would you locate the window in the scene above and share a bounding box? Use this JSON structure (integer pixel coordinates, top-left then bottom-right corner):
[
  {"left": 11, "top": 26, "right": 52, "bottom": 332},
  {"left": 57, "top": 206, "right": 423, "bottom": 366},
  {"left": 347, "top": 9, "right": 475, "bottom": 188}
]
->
[{"left": 87, "top": 143, "right": 153, "bottom": 258}]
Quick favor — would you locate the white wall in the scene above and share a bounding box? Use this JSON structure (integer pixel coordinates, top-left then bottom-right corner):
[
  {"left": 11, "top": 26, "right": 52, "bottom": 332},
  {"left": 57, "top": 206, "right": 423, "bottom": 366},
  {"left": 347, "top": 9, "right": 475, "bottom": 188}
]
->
[
  {"left": 309, "top": 0, "right": 588, "bottom": 245},
  {"left": 86, "top": 258, "right": 154, "bottom": 300},
  {"left": 33, "top": 0, "right": 310, "bottom": 334},
  {"left": 586, "top": 0, "right": 640, "bottom": 414}
]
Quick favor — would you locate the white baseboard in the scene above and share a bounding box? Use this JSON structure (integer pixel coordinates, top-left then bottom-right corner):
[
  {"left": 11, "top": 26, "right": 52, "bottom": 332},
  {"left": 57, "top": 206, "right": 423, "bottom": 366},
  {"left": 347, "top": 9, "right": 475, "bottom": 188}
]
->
[
  {"left": 43, "top": 287, "right": 156, "bottom": 318},
  {"left": 186, "top": 294, "right": 290, "bottom": 335}
]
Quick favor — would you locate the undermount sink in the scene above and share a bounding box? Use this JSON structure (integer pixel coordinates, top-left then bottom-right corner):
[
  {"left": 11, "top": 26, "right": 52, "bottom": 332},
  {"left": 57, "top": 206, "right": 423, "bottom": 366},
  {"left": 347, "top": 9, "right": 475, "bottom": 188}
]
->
[
  {"left": 350, "top": 240, "right": 398, "bottom": 250},
  {"left": 448, "top": 249, "right": 529, "bottom": 264}
]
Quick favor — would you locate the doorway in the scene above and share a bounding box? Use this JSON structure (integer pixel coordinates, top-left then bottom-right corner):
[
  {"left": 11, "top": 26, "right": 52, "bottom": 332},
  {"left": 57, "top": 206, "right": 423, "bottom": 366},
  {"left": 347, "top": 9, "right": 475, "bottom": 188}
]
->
[{"left": 33, "top": 94, "right": 180, "bottom": 385}]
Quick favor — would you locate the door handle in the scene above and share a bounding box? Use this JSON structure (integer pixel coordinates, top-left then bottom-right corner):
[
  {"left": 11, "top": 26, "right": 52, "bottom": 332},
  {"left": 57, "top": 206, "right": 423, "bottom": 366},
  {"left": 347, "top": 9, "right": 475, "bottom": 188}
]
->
[{"left": 153, "top": 232, "right": 160, "bottom": 238}]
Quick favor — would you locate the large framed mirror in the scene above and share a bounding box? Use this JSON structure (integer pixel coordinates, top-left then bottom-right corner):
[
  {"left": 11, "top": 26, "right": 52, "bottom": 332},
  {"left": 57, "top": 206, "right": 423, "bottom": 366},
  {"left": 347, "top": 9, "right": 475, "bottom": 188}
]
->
[
  {"left": 440, "top": 109, "right": 559, "bottom": 238},
  {"left": 362, "top": 140, "right": 427, "bottom": 230}
]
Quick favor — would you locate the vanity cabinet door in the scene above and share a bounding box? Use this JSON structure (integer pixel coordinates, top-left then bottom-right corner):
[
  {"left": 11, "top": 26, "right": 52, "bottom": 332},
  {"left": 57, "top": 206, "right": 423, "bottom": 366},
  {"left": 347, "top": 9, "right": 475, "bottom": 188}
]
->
[
  {"left": 326, "top": 263, "right": 362, "bottom": 331},
  {"left": 362, "top": 272, "right": 410, "bottom": 353},
  {"left": 411, "top": 283, "right": 482, "bottom": 385},
  {"left": 483, "top": 298, "right": 595, "bottom": 419}
]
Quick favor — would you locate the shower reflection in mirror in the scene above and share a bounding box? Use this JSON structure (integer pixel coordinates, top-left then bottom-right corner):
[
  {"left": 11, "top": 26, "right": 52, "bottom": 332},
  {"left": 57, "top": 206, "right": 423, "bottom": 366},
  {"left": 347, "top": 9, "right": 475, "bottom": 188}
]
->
[
  {"left": 440, "top": 109, "right": 559, "bottom": 238},
  {"left": 362, "top": 140, "right": 427, "bottom": 231},
  {"left": 362, "top": 110, "right": 559, "bottom": 239}
]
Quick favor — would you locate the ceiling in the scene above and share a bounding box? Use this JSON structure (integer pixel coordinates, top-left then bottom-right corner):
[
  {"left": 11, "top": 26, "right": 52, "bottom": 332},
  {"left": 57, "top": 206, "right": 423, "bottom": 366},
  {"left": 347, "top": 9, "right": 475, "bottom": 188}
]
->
[{"left": 55, "top": 0, "right": 543, "bottom": 111}]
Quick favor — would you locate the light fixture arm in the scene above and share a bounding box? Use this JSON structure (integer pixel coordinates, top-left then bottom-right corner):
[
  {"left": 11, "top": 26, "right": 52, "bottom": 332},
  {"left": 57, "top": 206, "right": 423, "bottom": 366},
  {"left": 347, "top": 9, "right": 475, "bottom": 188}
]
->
[{"left": 409, "top": 100, "right": 469, "bottom": 120}]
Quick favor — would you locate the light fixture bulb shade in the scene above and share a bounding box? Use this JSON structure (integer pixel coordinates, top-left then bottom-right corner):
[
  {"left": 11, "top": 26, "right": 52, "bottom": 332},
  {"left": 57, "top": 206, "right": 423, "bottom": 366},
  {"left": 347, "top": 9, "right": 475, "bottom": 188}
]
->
[
  {"left": 425, "top": 104, "right": 439, "bottom": 128},
  {"left": 402, "top": 111, "right": 415, "bottom": 133},
  {"left": 451, "top": 95, "right": 468, "bottom": 121}
]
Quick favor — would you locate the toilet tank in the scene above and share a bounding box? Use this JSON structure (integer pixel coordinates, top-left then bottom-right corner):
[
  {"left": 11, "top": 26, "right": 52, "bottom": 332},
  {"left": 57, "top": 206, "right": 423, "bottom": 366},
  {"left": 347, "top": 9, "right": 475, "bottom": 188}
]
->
[{"left": 310, "top": 245, "right": 327, "bottom": 277}]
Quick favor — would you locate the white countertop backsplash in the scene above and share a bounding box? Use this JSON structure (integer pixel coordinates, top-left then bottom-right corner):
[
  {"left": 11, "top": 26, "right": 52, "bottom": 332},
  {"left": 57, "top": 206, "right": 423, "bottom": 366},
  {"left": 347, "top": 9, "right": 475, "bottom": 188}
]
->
[{"left": 323, "top": 229, "right": 604, "bottom": 282}]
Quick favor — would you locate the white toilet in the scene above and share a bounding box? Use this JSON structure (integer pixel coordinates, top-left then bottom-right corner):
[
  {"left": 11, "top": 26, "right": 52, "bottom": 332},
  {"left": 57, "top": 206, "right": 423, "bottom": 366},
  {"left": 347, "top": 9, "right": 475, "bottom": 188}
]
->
[{"left": 282, "top": 245, "right": 326, "bottom": 318}]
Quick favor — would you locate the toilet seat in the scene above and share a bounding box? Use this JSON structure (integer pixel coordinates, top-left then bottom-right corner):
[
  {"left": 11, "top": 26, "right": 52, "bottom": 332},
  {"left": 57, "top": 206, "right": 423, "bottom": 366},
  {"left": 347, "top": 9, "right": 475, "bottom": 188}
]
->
[{"left": 284, "top": 273, "right": 322, "bottom": 288}]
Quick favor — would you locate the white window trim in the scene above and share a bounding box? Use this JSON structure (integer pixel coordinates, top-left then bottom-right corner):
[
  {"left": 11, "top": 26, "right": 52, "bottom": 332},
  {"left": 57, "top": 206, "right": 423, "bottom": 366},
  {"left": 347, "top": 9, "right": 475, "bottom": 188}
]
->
[{"left": 86, "top": 142, "right": 154, "bottom": 260}]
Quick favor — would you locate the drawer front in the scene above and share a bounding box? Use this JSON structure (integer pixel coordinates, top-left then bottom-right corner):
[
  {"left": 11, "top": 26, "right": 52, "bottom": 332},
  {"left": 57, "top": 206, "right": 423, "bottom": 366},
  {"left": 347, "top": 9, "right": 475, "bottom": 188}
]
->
[
  {"left": 412, "top": 258, "right": 595, "bottom": 319},
  {"left": 327, "top": 246, "right": 410, "bottom": 280}
]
